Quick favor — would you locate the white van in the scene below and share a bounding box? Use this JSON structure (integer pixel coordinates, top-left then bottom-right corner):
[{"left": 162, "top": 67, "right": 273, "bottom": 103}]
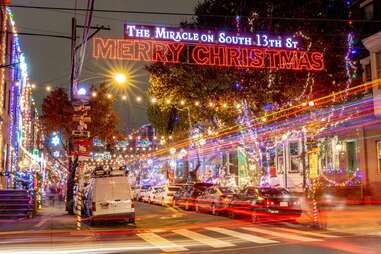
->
[{"left": 83, "top": 170, "right": 135, "bottom": 223}]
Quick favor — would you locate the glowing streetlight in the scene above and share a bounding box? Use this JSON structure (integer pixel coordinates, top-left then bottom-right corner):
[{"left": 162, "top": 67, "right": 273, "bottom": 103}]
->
[{"left": 113, "top": 73, "right": 127, "bottom": 84}]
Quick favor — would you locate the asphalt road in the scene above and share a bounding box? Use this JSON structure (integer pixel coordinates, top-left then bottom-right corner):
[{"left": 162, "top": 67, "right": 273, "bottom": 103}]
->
[{"left": 0, "top": 202, "right": 380, "bottom": 254}]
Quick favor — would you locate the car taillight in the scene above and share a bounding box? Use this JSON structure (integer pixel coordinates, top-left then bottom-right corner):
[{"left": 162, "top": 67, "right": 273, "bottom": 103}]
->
[
  {"left": 92, "top": 202, "right": 96, "bottom": 211},
  {"left": 266, "top": 200, "right": 275, "bottom": 207}
]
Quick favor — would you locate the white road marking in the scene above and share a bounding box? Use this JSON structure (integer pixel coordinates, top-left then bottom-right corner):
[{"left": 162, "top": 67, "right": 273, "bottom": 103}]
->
[
  {"left": 273, "top": 227, "right": 338, "bottom": 238},
  {"left": 242, "top": 227, "right": 322, "bottom": 242},
  {"left": 206, "top": 227, "right": 278, "bottom": 244},
  {"left": 34, "top": 218, "right": 47, "bottom": 228},
  {"left": 137, "top": 232, "right": 188, "bottom": 252},
  {"left": 173, "top": 229, "right": 235, "bottom": 248}
]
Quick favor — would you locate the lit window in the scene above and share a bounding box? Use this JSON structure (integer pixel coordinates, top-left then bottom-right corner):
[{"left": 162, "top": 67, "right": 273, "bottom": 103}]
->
[
  {"left": 377, "top": 141, "right": 381, "bottom": 174},
  {"left": 363, "top": 3, "right": 374, "bottom": 20},
  {"left": 364, "top": 63, "right": 372, "bottom": 82},
  {"left": 376, "top": 51, "right": 381, "bottom": 79}
]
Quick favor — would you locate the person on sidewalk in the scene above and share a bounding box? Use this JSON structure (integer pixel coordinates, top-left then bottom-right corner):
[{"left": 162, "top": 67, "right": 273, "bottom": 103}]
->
[{"left": 48, "top": 184, "right": 58, "bottom": 207}]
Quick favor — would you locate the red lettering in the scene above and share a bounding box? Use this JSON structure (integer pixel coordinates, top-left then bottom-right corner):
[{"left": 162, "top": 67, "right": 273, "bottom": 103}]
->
[
  {"left": 167, "top": 43, "right": 185, "bottom": 63},
  {"left": 265, "top": 50, "right": 280, "bottom": 68},
  {"left": 298, "top": 52, "right": 312, "bottom": 70},
  {"left": 93, "top": 38, "right": 116, "bottom": 59},
  {"left": 226, "top": 48, "right": 240, "bottom": 66},
  {"left": 118, "top": 39, "right": 134, "bottom": 60},
  {"left": 209, "top": 46, "right": 225, "bottom": 66},
  {"left": 279, "top": 51, "right": 298, "bottom": 69},
  {"left": 152, "top": 42, "right": 168, "bottom": 62},
  {"left": 192, "top": 45, "right": 209, "bottom": 65},
  {"left": 136, "top": 40, "right": 151, "bottom": 62},
  {"left": 310, "top": 52, "right": 324, "bottom": 70},
  {"left": 92, "top": 38, "right": 325, "bottom": 72},
  {"left": 248, "top": 48, "right": 264, "bottom": 68}
]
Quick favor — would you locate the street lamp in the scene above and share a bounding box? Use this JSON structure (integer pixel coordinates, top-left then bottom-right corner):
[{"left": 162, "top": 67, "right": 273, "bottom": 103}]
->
[{"left": 113, "top": 73, "right": 128, "bottom": 85}]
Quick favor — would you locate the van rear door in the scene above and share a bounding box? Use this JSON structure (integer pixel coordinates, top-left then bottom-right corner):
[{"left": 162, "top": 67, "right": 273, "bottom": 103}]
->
[{"left": 94, "top": 176, "right": 133, "bottom": 216}]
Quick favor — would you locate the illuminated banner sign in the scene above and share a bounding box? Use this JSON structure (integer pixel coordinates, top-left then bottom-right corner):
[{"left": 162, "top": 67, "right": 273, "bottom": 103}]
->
[
  {"left": 92, "top": 25, "right": 324, "bottom": 71},
  {"left": 124, "top": 24, "right": 300, "bottom": 49}
]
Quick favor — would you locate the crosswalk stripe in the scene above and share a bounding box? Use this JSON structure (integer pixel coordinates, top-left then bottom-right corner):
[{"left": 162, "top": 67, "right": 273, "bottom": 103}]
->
[
  {"left": 273, "top": 227, "right": 338, "bottom": 238},
  {"left": 173, "top": 229, "right": 235, "bottom": 248},
  {"left": 242, "top": 227, "right": 322, "bottom": 242},
  {"left": 206, "top": 227, "right": 278, "bottom": 244},
  {"left": 137, "top": 232, "right": 188, "bottom": 252}
]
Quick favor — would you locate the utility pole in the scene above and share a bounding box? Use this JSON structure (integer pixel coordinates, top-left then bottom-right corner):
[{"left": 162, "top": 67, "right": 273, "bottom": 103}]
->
[
  {"left": 66, "top": 13, "right": 110, "bottom": 215},
  {"left": 70, "top": 17, "right": 77, "bottom": 100}
]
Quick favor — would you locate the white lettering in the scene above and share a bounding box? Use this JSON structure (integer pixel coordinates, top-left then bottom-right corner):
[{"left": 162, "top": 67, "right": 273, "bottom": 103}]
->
[
  {"left": 201, "top": 34, "right": 214, "bottom": 42},
  {"left": 155, "top": 27, "right": 166, "bottom": 39},
  {"left": 219, "top": 32, "right": 252, "bottom": 45},
  {"left": 126, "top": 25, "right": 136, "bottom": 37}
]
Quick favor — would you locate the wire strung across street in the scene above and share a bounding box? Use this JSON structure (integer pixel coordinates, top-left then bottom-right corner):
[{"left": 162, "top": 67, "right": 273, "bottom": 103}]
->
[{"left": 3, "top": 4, "right": 381, "bottom": 23}]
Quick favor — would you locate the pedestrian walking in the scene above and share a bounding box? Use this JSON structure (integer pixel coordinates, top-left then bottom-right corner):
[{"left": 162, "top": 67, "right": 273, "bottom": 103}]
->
[{"left": 48, "top": 184, "right": 58, "bottom": 207}]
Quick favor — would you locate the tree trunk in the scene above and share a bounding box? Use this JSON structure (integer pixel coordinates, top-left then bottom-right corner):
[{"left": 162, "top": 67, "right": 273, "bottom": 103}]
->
[{"left": 65, "top": 156, "right": 77, "bottom": 214}]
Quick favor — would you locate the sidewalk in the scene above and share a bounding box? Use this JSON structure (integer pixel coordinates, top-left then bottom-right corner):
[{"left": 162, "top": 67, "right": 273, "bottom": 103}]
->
[
  {"left": 0, "top": 201, "right": 78, "bottom": 233},
  {"left": 323, "top": 204, "right": 381, "bottom": 236},
  {"left": 298, "top": 194, "right": 381, "bottom": 236}
]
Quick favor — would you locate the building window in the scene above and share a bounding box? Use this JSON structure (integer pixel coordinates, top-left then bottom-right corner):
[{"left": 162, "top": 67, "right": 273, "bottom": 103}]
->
[
  {"left": 364, "top": 63, "right": 372, "bottom": 81},
  {"left": 377, "top": 141, "right": 381, "bottom": 174},
  {"left": 346, "top": 141, "right": 358, "bottom": 173},
  {"left": 376, "top": 51, "right": 381, "bottom": 78},
  {"left": 289, "top": 141, "right": 301, "bottom": 173},
  {"left": 363, "top": 3, "right": 374, "bottom": 20}
]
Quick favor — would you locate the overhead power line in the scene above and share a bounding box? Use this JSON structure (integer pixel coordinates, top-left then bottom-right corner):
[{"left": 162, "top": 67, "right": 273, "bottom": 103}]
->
[
  {"left": 3, "top": 4, "right": 381, "bottom": 23},
  {"left": 1, "top": 31, "right": 73, "bottom": 39}
]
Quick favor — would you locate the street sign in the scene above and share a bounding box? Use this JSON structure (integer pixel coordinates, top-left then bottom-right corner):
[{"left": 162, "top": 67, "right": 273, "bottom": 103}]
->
[
  {"left": 73, "top": 105, "right": 91, "bottom": 112},
  {"left": 72, "top": 130, "right": 90, "bottom": 138}
]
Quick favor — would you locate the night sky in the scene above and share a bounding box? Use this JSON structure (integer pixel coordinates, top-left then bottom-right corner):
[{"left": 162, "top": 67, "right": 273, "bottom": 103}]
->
[{"left": 11, "top": 0, "right": 199, "bottom": 131}]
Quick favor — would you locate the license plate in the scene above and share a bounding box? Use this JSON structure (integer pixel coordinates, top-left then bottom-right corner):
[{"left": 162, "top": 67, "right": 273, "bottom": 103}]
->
[{"left": 280, "top": 202, "right": 288, "bottom": 207}]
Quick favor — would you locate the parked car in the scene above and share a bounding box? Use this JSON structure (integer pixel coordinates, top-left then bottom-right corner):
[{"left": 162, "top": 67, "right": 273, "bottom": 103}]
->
[
  {"left": 174, "top": 183, "right": 213, "bottom": 210},
  {"left": 142, "top": 186, "right": 155, "bottom": 203},
  {"left": 195, "top": 185, "right": 236, "bottom": 215},
  {"left": 228, "top": 187, "right": 302, "bottom": 223},
  {"left": 83, "top": 169, "right": 135, "bottom": 224},
  {"left": 135, "top": 185, "right": 150, "bottom": 201},
  {"left": 151, "top": 185, "right": 183, "bottom": 206}
]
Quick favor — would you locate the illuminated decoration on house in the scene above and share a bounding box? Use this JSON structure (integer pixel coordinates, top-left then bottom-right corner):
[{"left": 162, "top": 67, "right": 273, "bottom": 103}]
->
[
  {"left": 51, "top": 133, "right": 60, "bottom": 146},
  {"left": 93, "top": 37, "right": 324, "bottom": 71},
  {"left": 2, "top": 8, "right": 43, "bottom": 190}
]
